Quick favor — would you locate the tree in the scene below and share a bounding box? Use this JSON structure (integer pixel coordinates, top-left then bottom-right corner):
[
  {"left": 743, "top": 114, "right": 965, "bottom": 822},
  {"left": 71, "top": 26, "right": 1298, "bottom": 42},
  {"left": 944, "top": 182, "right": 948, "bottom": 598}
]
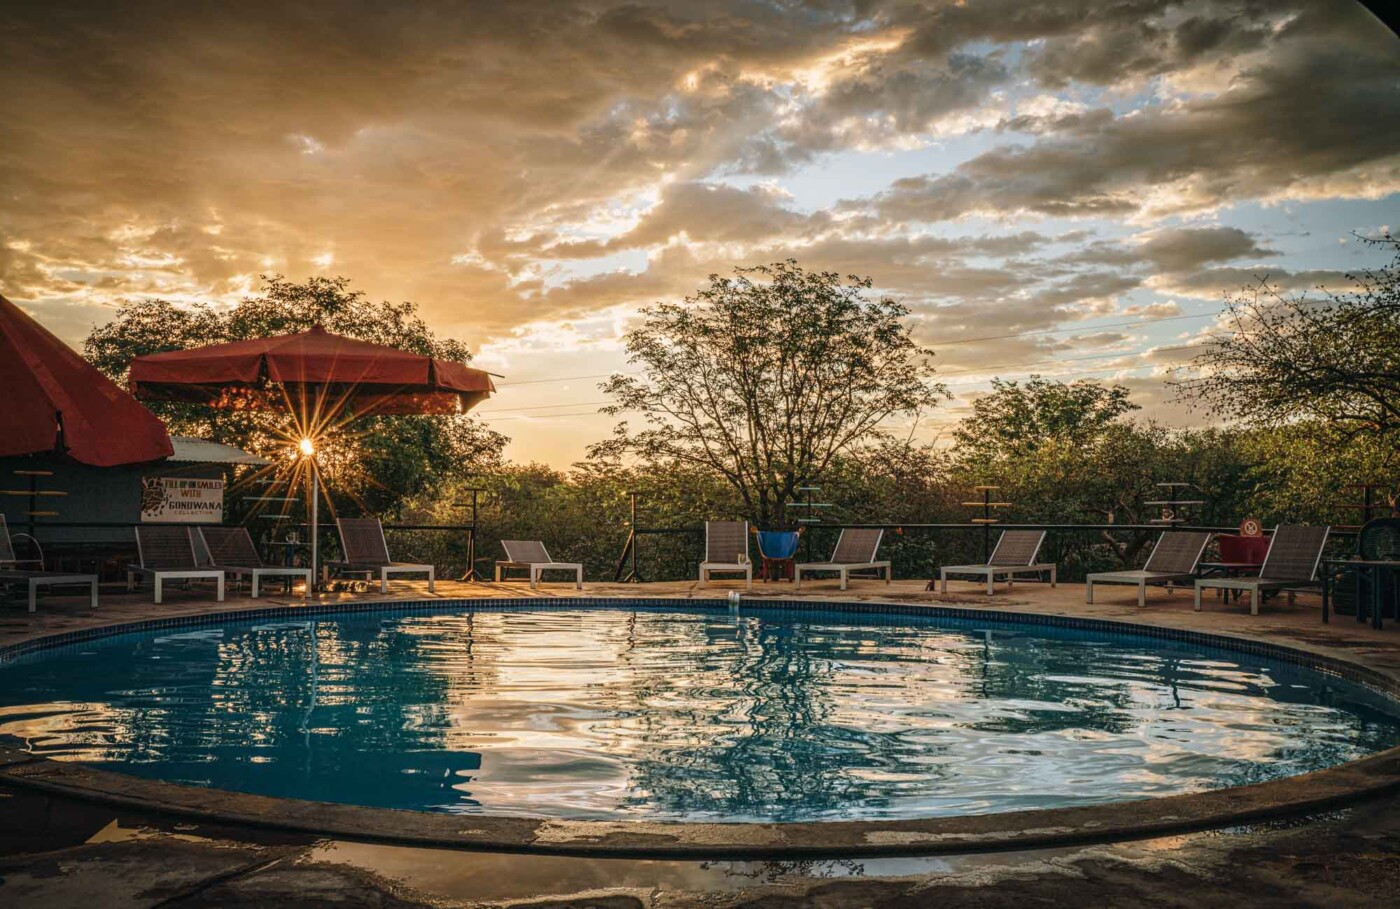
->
[
  {"left": 84, "top": 275, "right": 506, "bottom": 517},
  {"left": 953, "top": 376, "right": 1139, "bottom": 464},
  {"left": 1173, "top": 234, "right": 1400, "bottom": 441},
  {"left": 591, "top": 261, "right": 947, "bottom": 526}
]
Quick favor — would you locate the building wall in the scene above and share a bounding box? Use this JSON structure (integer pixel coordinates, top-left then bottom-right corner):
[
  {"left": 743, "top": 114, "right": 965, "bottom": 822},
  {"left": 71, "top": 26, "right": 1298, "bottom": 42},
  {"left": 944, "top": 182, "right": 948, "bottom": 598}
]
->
[{"left": 0, "top": 454, "right": 229, "bottom": 548}]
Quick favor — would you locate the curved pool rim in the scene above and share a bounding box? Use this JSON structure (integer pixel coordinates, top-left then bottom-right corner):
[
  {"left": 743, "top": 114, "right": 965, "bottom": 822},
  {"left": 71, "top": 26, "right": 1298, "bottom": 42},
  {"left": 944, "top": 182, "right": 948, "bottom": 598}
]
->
[{"left": 1, "top": 595, "right": 1398, "bottom": 858}]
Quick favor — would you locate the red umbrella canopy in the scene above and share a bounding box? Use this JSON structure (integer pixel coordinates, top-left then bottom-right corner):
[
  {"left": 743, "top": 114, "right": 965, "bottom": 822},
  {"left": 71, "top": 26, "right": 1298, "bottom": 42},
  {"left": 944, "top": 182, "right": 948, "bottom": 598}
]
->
[
  {"left": 0, "top": 294, "right": 174, "bottom": 467},
  {"left": 128, "top": 324, "right": 496, "bottom": 417}
]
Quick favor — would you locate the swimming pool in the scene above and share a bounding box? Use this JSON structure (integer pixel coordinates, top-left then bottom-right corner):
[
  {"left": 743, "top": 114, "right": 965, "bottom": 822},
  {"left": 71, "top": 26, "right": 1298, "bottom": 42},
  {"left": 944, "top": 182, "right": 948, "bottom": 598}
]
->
[{"left": 1, "top": 602, "right": 1397, "bottom": 824}]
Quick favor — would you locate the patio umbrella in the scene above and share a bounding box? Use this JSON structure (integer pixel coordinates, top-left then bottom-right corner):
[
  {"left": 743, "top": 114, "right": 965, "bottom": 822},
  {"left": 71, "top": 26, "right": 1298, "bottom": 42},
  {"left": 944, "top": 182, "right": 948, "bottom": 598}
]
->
[
  {"left": 128, "top": 324, "right": 496, "bottom": 586},
  {"left": 0, "top": 293, "right": 173, "bottom": 466},
  {"left": 128, "top": 323, "right": 494, "bottom": 416}
]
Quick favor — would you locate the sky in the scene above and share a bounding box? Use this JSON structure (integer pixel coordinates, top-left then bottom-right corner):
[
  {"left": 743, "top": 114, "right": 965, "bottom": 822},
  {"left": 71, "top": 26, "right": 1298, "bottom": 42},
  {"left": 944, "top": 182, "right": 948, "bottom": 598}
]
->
[{"left": 2, "top": 0, "right": 1398, "bottom": 466}]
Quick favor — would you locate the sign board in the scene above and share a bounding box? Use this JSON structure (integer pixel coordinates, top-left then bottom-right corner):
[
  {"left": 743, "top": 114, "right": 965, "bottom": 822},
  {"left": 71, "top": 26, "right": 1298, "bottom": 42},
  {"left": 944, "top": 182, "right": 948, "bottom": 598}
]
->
[
  {"left": 140, "top": 477, "right": 225, "bottom": 523},
  {"left": 1239, "top": 517, "right": 1263, "bottom": 537}
]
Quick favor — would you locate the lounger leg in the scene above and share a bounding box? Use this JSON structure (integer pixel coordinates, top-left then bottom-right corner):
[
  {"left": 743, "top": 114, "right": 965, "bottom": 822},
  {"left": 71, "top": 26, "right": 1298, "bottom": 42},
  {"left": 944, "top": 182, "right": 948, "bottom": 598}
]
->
[
  {"left": 839, "top": 569, "right": 848, "bottom": 591},
  {"left": 154, "top": 577, "right": 163, "bottom": 604},
  {"left": 885, "top": 565, "right": 891, "bottom": 585},
  {"left": 1250, "top": 589, "right": 1259, "bottom": 616},
  {"left": 699, "top": 569, "right": 707, "bottom": 589},
  {"left": 1137, "top": 583, "right": 1145, "bottom": 608},
  {"left": 530, "top": 567, "right": 539, "bottom": 590},
  {"left": 215, "top": 575, "right": 225, "bottom": 602},
  {"left": 940, "top": 569, "right": 947, "bottom": 594},
  {"left": 575, "top": 567, "right": 583, "bottom": 590},
  {"left": 380, "top": 570, "right": 389, "bottom": 594},
  {"left": 28, "top": 580, "right": 38, "bottom": 613},
  {"left": 1085, "top": 580, "right": 1093, "bottom": 604},
  {"left": 428, "top": 567, "right": 435, "bottom": 593},
  {"left": 252, "top": 573, "right": 261, "bottom": 598},
  {"left": 794, "top": 569, "right": 801, "bottom": 590},
  {"left": 745, "top": 566, "right": 752, "bottom": 591},
  {"left": 1050, "top": 567, "right": 1057, "bottom": 588},
  {"left": 1286, "top": 590, "right": 1295, "bottom": 605},
  {"left": 127, "top": 571, "right": 135, "bottom": 592},
  {"left": 90, "top": 580, "right": 98, "bottom": 609},
  {"left": 1194, "top": 585, "right": 1202, "bottom": 611},
  {"left": 987, "top": 573, "right": 994, "bottom": 596}
]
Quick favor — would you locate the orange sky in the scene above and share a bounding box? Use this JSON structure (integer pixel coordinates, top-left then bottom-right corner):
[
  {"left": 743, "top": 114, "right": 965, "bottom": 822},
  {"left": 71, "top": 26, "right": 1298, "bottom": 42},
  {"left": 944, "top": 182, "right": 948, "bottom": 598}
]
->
[{"left": 2, "top": 1, "right": 1398, "bottom": 465}]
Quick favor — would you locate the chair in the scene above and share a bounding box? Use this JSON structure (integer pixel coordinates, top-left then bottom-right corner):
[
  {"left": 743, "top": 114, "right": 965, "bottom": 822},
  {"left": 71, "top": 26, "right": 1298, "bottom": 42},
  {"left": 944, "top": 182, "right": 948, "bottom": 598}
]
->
[
  {"left": 496, "top": 540, "right": 583, "bottom": 589},
  {"left": 128, "top": 526, "right": 225, "bottom": 604},
  {"left": 0, "top": 514, "right": 42, "bottom": 569},
  {"left": 323, "top": 517, "right": 435, "bottom": 593},
  {"left": 1085, "top": 531, "right": 1212, "bottom": 607},
  {"left": 795, "top": 528, "right": 891, "bottom": 590},
  {"left": 699, "top": 520, "right": 752, "bottom": 589},
  {"left": 756, "top": 529, "right": 802, "bottom": 582},
  {"left": 938, "top": 530, "right": 1057, "bottom": 595},
  {"left": 1194, "top": 525, "right": 1330, "bottom": 615},
  {"left": 0, "top": 516, "right": 98, "bottom": 612},
  {"left": 198, "top": 526, "right": 312, "bottom": 598}
]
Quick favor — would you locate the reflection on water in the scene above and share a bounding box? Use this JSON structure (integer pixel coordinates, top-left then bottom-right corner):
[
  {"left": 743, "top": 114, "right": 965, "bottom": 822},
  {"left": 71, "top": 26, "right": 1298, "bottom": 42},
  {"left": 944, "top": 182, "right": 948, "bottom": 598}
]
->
[{"left": 0, "top": 607, "right": 1397, "bottom": 822}]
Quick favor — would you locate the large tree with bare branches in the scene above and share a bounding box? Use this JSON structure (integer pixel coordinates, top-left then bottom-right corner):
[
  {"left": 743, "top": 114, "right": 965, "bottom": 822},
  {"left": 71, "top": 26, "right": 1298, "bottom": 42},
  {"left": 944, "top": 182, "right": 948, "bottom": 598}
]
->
[
  {"left": 1173, "top": 235, "right": 1400, "bottom": 440},
  {"left": 591, "top": 261, "right": 946, "bottom": 526}
]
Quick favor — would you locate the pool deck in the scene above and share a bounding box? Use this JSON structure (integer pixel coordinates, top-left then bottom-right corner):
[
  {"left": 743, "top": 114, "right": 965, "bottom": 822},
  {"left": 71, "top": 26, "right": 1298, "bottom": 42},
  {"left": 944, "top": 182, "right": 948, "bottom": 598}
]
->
[{"left": 2, "top": 577, "right": 1399, "bottom": 907}]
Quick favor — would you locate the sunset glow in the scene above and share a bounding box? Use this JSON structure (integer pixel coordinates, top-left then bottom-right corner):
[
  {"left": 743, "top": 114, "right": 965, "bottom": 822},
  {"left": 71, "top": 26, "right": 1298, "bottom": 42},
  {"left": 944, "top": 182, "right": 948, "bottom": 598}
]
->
[{"left": 2, "top": 1, "right": 1397, "bottom": 469}]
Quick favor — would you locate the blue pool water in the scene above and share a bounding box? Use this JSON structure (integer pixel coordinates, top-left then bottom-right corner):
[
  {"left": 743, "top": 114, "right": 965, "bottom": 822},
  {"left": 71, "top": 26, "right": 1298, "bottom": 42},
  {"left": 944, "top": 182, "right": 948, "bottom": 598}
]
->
[{"left": 1, "top": 604, "right": 1398, "bottom": 822}]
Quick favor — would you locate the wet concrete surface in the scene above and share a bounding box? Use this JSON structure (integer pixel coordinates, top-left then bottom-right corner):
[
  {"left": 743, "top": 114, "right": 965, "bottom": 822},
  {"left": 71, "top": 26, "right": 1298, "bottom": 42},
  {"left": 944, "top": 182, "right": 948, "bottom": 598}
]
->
[{"left": 3, "top": 782, "right": 1398, "bottom": 907}]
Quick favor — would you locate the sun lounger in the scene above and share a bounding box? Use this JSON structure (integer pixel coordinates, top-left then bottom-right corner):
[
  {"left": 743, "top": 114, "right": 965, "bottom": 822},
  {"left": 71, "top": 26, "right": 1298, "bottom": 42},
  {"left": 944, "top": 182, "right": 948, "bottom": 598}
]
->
[
  {"left": 1194, "top": 524, "right": 1330, "bottom": 616},
  {"left": 795, "top": 528, "right": 891, "bottom": 590},
  {"left": 0, "top": 569, "right": 99, "bottom": 612},
  {"left": 699, "top": 520, "right": 752, "bottom": 589},
  {"left": 128, "top": 526, "right": 225, "bottom": 604},
  {"left": 0, "top": 515, "right": 99, "bottom": 611},
  {"left": 199, "top": 526, "right": 311, "bottom": 597},
  {"left": 938, "top": 530, "right": 1057, "bottom": 594},
  {"left": 0, "top": 515, "right": 43, "bottom": 570},
  {"left": 323, "top": 517, "right": 435, "bottom": 593},
  {"left": 1085, "top": 531, "right": 1212, "bottom": 607},
  {"left": 496, "top": 540, "right": 583, "bottom": 589}
]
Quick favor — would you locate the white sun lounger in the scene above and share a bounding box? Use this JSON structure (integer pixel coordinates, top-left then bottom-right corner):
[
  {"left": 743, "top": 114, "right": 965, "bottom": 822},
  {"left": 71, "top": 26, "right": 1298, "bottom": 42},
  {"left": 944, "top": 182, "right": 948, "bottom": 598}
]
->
[
  {"left": 795, "top": 528, "right": 891, "bottom": 590},
  {"left": 699, "top": 520, "right": 753, "bottom": 589},
  {"left": 199, "top": 526, "right": 311, "bottom": 597},
  {"left": 939, "top": 530, "right": 1057, "bottom": 594},
  {"left": 496, "top": 540, "right": 583, "bottom": 589},
  {"left": 1085, "top": 531, "right": 1212, "bottom": 607},
  {"left": 1194, "top": 524, "right": 1329, "bottom": 616},
  {"left": 323, "top": 517, "right": 435, "bottom": 593},
  {"left": 128, "top": 526, "right": 225, "bottom": 604}
]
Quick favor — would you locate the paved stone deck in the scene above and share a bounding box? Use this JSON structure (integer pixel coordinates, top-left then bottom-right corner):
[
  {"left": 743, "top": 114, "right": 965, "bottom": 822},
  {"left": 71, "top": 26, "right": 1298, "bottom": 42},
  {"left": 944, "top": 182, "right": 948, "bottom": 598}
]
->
[{"left": 2, "top": 577, "right": 1398, "bottom": 906}]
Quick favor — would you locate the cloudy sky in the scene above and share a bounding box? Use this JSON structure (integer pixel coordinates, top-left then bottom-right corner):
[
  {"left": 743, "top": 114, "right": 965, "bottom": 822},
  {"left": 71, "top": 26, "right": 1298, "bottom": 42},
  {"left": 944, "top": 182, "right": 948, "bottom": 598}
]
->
[{"left": 2, "top": 0, "right": 1398, "bottom": 465}]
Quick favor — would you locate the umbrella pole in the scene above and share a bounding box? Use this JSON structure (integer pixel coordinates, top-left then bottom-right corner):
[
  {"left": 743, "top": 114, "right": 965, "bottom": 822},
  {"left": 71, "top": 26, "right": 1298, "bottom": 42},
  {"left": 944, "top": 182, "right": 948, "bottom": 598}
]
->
[{"left": 310, "top": 462, "right": 319, "bottom": 595}]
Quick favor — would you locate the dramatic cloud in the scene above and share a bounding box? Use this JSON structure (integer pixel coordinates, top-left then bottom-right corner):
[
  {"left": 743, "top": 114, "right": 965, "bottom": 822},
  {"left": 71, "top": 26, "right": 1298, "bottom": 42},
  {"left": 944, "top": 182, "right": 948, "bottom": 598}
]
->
[{"left": 1, "top": 0, "right": 1396, "bottom": 462}]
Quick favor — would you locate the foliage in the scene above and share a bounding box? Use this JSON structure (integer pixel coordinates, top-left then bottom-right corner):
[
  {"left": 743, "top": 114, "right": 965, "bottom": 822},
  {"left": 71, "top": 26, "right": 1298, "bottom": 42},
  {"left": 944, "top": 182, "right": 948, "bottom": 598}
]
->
[
  {"left": 949, "top": 378, "right": 1258, "bottom": 571},
  {"left": 953, "top": 376, "right": 1139, "bottom": 464},
  {"left": 83, "top": 275, "right": 506, "bottom": 519},
  {"left": 592, "top": 261, "right": 947, "bottom": 527},
  {"left": 1174, "top": 234, "right": 1400, "bottom": 441}
]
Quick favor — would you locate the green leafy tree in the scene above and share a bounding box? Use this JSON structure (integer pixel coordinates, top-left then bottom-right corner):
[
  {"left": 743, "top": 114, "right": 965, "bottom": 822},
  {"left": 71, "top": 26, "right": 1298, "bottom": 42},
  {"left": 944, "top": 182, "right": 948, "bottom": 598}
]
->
[
  {"left": 1174, "top": 234, "right": 1400, "bottom": 441},
  {"left": 953, "top": 376, "right": 1139, "bottom": 464},
  {"left": 84, "top": 275, "right": 506, "bottom": 519},
  {"left": 592, "top": 261, "right": 947, "bottom": 526}
]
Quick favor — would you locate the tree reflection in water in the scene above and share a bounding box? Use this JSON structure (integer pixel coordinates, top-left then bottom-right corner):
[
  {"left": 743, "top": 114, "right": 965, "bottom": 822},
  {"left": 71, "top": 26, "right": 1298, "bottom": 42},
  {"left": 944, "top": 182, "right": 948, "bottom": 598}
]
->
[{"left": 0, "top": 606, "right": 1397, "bottom": 821}]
